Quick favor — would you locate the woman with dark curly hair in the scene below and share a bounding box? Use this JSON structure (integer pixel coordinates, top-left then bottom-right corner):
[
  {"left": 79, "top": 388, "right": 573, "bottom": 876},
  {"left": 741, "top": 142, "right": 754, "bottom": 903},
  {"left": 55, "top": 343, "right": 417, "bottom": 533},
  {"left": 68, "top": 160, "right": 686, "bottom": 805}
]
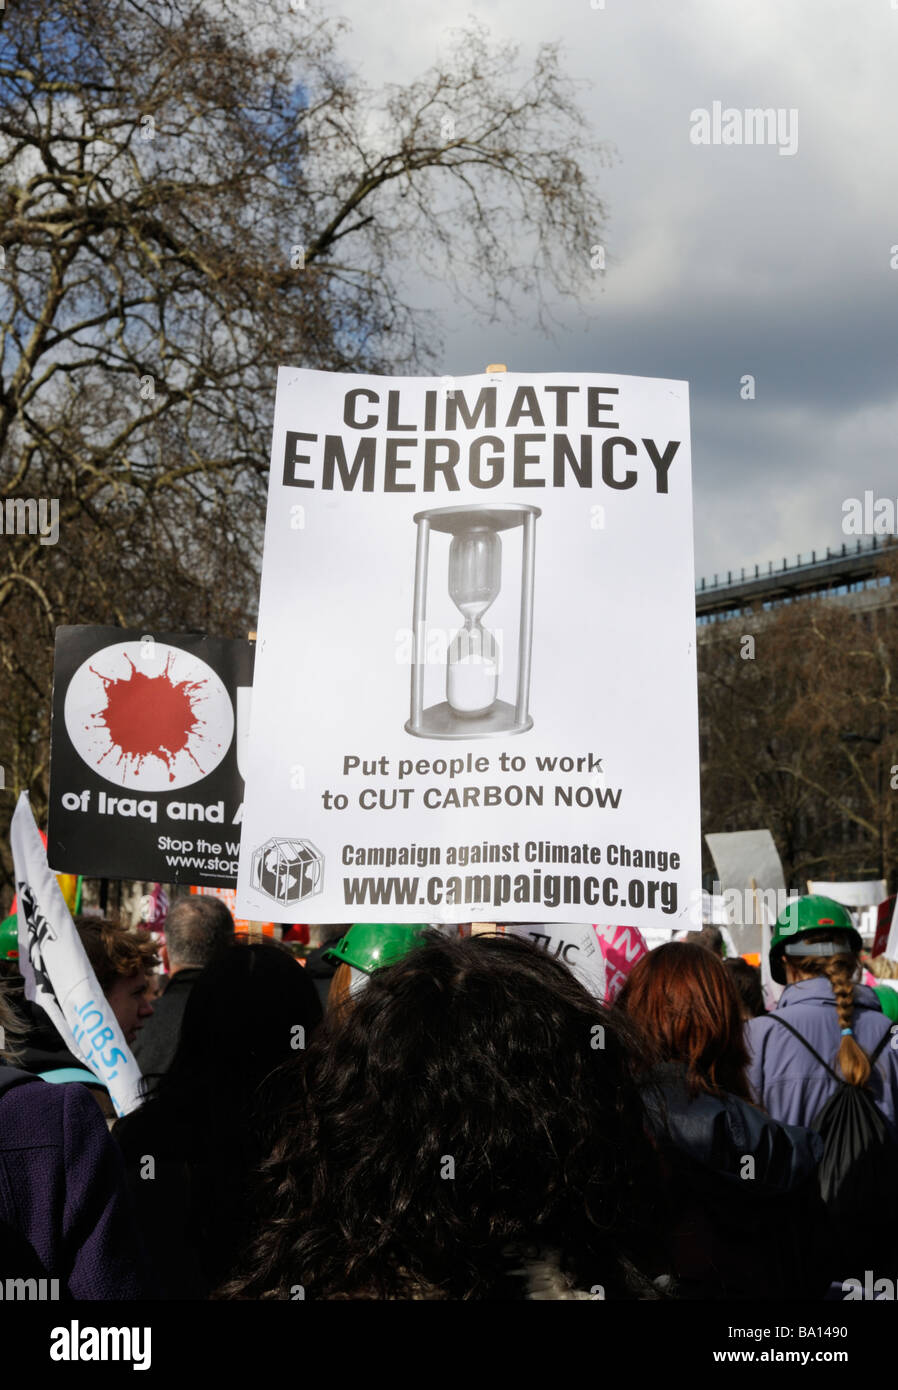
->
[{"left": 221, "top": 930, "right": 668, "bottom": 1300}]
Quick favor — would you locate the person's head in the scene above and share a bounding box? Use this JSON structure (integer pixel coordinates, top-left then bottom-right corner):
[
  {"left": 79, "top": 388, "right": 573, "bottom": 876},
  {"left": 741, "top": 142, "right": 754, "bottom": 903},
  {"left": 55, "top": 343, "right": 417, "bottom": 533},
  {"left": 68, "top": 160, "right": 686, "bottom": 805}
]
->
[
  {"left": 783, "top": 929, "right": 869, "bottom": 1085},
  {"left": 769, "top": 893, "right": 870, "bottom": 1084},
  {"left": 153, "top": 940, "right": 323, "bottom": 1123},
  {"left": 0, "top": 911, "right": 18, "bottom": 965},
  {"left": 326, "top": 961, "right": 353, "bottom": 1012},
  {"left": 617, "top": 942, "right": 751, "bottom": 1101},
  {"left": 144, "top": 971, "right": 166, "bottom": 1004},
  {"left": 226, "top": 931, "right": 662, "bottom": 1301},
  {"left": 725, "top": 958, "right": 765, "bottom": 1021},
  {"left": 769, "top": 894, "right": 862, "bottom": 985},
  {"left": 323, "top": 923, "right": 429, "bottom": 1012},
  {"left": 162, "top": 896, "right": 235, "bottom": 974},
  {"left": 695, "top": 925, "right": 724, "bottom": 958},
  {"left": 0, "top": 974, "right": 25, "bottom": 1065},
  {"left": 873, "top": 984, "right": 898, "bottom": 1024},
  {"left": 75, "top": 918, "right": 159, "bottom": 1045}
]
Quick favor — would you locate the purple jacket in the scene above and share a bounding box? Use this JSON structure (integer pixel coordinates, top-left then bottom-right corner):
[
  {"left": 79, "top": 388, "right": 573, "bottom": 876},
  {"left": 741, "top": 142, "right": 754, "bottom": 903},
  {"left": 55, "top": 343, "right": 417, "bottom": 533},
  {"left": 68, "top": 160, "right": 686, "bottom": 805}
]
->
[
  {"left": 0, "top": 1068, "right": 155, "bottom": 1298},
  {"left": 746, "top": 979, "right": 898, "bottom": 1132}
]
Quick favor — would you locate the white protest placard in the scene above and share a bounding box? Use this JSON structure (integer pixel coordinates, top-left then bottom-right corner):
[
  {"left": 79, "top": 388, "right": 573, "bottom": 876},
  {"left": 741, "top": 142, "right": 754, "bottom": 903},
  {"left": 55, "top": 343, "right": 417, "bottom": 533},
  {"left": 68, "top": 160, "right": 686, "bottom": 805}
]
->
[
  {"left": 499, "top": 923, "right": 608, "bottom": 1001},
  {"left": 886, "top": 897, "right": 898, "bottom": 962},
  {"left": 705, "top": 828, "right": 790, "bottom": 956},
  {"left": 806, "top": 879, "right": 887, "bottom": 909},
  {"left": 11, "top": 793, "right": 143, "bottom": 1116},
  {"left": 705, "top": 828, "right": 786, "bottom": 897},
  {"left": 236, "top": 368, "right": 701, "bottom": 928}
]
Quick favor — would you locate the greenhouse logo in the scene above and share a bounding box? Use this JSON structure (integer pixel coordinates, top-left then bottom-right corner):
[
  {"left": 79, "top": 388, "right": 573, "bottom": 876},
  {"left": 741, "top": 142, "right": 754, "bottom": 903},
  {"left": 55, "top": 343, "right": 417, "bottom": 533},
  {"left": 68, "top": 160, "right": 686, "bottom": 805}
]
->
[{"left": 251, "top": 838, "right": 324, "bottom": 905}]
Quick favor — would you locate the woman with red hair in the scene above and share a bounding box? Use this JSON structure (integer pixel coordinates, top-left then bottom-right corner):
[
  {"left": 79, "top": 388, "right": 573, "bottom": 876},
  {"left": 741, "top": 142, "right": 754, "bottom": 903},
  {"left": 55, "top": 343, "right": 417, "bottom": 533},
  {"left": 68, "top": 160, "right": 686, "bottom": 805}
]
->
[
  {"left": 620, "top": 941, "right": 753, "bottom": 1100},
  {"left": 618, "top": 942, "right": 832, "bottom": 1299}
]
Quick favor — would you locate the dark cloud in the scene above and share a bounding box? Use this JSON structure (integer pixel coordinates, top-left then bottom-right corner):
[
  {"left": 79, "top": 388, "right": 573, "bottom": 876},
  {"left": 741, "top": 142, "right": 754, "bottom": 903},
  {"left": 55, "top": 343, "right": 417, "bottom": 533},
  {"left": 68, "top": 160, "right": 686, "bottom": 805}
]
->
[{"left": 342, "top": 0, "right": 898, "bottom": 576}]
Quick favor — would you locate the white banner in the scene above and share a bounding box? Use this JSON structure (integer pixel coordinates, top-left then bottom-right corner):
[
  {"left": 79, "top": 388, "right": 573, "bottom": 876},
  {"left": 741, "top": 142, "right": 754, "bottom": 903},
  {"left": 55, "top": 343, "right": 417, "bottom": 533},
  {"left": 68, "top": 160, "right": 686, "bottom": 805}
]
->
[
  {"left": 807, "top": 879, "right": 887, "bottom": 909},
  {"left": 705, "top": 828, "right": 788, "bottom": 956},
  {"left": 236, "top": 368, "right": 701, "bottom": 928},
  {"left": 886, "top": 897, "right": 898, "bottom": 962},
  {"left": 11, "top": 793, "right": 143, "bottom": 1116}
]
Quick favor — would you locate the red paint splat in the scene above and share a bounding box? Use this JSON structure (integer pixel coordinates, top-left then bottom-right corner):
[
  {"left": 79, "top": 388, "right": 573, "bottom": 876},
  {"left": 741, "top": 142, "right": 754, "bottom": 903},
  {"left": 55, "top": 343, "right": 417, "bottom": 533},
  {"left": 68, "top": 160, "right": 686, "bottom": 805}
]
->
[{"left": 88, "top": 653, "right": 210, "bottom": 783}]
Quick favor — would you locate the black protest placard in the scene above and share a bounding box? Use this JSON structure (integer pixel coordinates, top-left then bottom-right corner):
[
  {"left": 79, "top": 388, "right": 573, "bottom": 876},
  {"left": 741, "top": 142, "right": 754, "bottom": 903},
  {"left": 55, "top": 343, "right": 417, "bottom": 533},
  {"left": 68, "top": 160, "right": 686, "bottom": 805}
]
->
[{"left": 47, "top": 627, "right": 253, "bottom": 885}]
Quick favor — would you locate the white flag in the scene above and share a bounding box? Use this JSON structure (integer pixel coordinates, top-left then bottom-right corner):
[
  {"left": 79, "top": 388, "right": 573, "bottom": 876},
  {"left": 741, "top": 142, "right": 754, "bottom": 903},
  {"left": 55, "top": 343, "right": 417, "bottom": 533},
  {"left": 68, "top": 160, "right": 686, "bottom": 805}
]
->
[{"left": 11, "top": 792, "right": 143, "bottom": 1116}]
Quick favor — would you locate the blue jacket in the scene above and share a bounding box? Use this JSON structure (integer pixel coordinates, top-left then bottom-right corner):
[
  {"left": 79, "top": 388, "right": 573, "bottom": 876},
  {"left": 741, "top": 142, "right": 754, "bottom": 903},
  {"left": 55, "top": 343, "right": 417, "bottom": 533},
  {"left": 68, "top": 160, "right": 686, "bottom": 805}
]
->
[{"left": 746, "top": 979, "right": 898, "bottom": 1132}]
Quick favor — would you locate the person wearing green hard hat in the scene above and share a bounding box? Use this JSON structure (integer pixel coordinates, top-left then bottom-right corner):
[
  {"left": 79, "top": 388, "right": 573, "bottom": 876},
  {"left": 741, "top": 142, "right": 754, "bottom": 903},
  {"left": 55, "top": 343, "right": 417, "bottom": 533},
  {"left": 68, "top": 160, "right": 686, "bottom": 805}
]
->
[
  {"left": 872, "top": 984, "right": 898, "bottom": 1025},
  {"left": 0, "top": 912, "right": 19, "bottom": 964},
  {"left": 747, "top": 893, "right": 898, "bottom": 1134},
  {"left": 323, "top": 923, "right": 430, "bottom": 1008},
  {"left": 767, "top": 894, "right": 863, "bottom": 988}
]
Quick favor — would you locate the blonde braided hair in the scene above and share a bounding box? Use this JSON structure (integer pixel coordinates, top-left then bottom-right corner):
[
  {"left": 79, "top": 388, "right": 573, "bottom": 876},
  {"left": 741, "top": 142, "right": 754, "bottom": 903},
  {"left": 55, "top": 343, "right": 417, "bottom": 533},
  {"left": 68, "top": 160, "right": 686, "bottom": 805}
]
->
[{"left": 790, "top": 930, "right": 870, "bottom": 1086}]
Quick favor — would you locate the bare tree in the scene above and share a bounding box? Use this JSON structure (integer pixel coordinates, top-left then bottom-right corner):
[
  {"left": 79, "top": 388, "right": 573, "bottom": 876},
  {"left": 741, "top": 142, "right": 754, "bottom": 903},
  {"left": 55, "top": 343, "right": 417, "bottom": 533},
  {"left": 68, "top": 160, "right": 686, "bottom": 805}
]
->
[
  {"left": 0, "top": 0, "right": 610, "bottom": 892},
  {"left": 699, "top": 547, "right": 898, "bottom": 889}
]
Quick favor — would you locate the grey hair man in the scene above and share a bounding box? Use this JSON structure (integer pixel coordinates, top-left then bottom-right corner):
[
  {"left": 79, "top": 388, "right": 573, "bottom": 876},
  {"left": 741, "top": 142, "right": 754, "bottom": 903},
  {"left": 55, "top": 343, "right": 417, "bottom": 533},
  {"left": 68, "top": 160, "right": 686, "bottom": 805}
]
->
[{"left": 162, "top": 896, "right": 235, "bottom": 973}]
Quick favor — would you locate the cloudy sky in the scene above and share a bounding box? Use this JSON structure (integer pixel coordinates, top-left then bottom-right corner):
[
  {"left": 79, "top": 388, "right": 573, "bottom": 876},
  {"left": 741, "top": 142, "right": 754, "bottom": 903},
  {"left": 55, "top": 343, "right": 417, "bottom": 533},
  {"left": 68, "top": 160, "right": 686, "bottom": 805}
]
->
[{"left": 337, "top": 0, "right": 897, "bottom": 579}]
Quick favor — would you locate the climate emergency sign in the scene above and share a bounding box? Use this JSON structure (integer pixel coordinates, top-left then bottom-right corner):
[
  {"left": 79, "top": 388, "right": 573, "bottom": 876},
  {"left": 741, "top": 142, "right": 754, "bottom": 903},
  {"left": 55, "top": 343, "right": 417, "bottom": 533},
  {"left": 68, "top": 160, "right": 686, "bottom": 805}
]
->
[
  {"left": 47, "top": 627, "right": 253, "bottom": 885},
  {"left": 236, "top": 367, "right": 702, "bottom": 928}
]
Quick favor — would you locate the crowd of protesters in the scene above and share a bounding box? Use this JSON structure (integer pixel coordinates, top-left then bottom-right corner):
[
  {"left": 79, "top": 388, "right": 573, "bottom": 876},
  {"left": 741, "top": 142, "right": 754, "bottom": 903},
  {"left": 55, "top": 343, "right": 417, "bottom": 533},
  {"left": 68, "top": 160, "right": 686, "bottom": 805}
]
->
[{"left": 1, "top": 894, "right": 898, "bottom": 1300}]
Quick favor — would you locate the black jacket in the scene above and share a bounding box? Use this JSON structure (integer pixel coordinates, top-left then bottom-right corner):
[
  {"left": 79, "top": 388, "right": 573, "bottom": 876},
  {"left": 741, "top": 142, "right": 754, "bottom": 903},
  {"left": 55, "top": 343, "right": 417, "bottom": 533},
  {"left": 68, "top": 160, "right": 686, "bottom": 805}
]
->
[
  {"left": 132, "top": 968, "right": 204, "bottom": 1085},
  {"left": 643, "top": 1063, "right": 834, "bottom": 1299}
]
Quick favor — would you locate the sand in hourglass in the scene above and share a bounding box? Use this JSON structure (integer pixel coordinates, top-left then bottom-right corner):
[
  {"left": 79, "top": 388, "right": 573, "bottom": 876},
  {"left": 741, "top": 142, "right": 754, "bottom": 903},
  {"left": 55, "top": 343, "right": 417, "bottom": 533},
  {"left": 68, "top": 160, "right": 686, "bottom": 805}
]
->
[
  {"left": 405, "top": 502, "right": 539, "bottom": 739},
  {"left": 446, "top": 526, "right": 501, "bottom": 717},
  {"left": 447, "top": 650, "right": 499, "bottom": 713}
]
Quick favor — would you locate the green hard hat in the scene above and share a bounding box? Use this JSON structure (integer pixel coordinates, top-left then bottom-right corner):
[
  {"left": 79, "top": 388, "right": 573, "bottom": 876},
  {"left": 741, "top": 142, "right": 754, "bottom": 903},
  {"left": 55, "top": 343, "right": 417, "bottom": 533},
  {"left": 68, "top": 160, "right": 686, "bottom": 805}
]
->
[
  {"left": 0, "top": 912, "right": 18, "bottom": 961},
  {"left": 769, "top": 894, "right": 862, "bottom": 985},
  {"left": 324, "top": 923, "right": 429, "bottom": 976},
  {"left": 873, "top": 985, "right": 898, "bottom": 1024}
]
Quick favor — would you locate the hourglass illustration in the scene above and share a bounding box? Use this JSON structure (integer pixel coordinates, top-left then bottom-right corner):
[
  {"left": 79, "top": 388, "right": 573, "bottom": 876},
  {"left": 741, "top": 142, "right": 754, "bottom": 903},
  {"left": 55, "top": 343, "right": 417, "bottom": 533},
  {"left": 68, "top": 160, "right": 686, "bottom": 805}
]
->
[
  {"left": 447, "top": 525, "right": 500, "bottom": 716},
  {"left": 405, "top": 504, "right": 540, "bottom": 739}
]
